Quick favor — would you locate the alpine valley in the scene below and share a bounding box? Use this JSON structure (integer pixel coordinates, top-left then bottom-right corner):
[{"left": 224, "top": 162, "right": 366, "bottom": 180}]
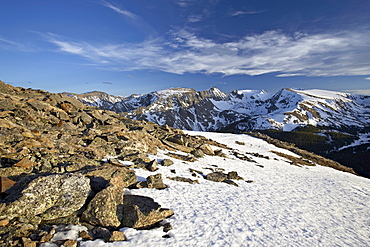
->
[{"left": 68, "top": 87, "right": 370, "bottom": 178}]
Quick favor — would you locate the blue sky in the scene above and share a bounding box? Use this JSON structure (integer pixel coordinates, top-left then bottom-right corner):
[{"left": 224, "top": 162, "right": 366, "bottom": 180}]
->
[{"left": 1, "top": 0, "right": 370, "bottom": 96}]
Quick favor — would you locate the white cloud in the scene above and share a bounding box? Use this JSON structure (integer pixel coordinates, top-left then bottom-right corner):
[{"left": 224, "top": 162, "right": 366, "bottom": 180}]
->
[
  {"left": 173, "top": 0, "right": 195, "bottom": 7},
  {"left": 230, "top": 10, "right": 265, "bottom": 16},
  {"left": 101, "top": 1, "right": 138, "bottom": 19},
  {"left": 187, "top": 14, "right": 203, "bottom": 23},
  {"left": 276, "top": 73, "right": 305, "bottom": 77},
  {"left": 365, "top": 77, "right": 370, "bottom": 80},
  {"left": 45, "top": 29, "right": 370, "bottom": 78}
]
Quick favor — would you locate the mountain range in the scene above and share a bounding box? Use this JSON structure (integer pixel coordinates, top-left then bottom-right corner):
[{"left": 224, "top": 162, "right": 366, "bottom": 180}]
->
[
  {"left": 67, "top": 87, "right": 370, "bottom": 132},
  {"left": 67, "top": 87, "right": 370, "bottom": 178}
]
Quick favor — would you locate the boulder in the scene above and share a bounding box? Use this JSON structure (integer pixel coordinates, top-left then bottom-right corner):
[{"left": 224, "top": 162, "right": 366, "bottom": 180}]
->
[
  {"left": 205, "top": 172, "right": 227, "bottom": 182},
  {"left": 129, "top": 174, "right": 166, "bottom": 190},
  {"left": 0, "top": 174, "right": 90, "bottom": 221},
  {"left": 81, "top": 175, "right": 125, "bottom": 228},
  {"left": 146, "top": 174, "right": 167, "bottom": 189},
  {"left": 120, "top": 195, "right": 174, "bottom": 229},
  {"left": 191, "top": 149, "right": 204, "bottom": 158},
  {"left": 199, "top": 144, "right": 215, "bottom": 155},
  {"left": 21, "top": 237, "right": 37, "bottom": 247},
  {"left": 146, "top": 160, "right": 158, "bottom": 172},
  {"left": 78, "top": 230, "right": 93, "bottom": 241},
  {"left": 227, "top": 171, "right": 244, "bottom": 180},
  {"left": 161, "top": 159, "right": 174, "bottom": 167},
  {"left": 109, "top": 231, "right": 126, "bottom": 242}
]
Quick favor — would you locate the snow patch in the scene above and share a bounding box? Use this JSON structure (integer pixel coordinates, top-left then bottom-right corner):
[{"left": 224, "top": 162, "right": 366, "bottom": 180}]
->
[{"left": 79, "top": 131, "right": 370, "bottom": 247}]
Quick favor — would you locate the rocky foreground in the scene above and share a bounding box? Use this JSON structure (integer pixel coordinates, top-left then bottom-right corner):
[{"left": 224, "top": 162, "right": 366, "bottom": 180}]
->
[{"left": 0, "top": 81, "right": 230, "bottom": 246}]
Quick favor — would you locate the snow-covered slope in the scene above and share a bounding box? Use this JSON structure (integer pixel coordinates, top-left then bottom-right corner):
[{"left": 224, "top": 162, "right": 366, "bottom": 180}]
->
[
  {"left": 79, "top": 131, "right": 370, "bottom": 247},
  {"left": 71, "top": 87, "right": 370, "bottom": 132}
]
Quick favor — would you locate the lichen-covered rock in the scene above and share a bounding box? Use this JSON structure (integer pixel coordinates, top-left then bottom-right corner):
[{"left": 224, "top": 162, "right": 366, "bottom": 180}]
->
[
  {"left": 120, "top": 195, "right": 174, "bottom": 229},
  {"left": 81, "top": 175, "right": 125, "bottom": 227},
  {"left": 0, "top": 174, "right": 90, "bottom": 221}
]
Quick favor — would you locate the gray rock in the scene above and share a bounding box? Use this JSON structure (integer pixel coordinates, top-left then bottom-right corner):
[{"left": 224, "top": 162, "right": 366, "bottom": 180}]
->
[
  {"left": 120, "top": 195, "right": 174, "bottom": 229},
  {"left": 0, "top": 174, "right": 90, "bottom": 221},
  {"left": 205, "top": 172, "right": 227, "bottom": 182},
  {"left": 227, "top": 171, "right": 244, "bottom": 180}
]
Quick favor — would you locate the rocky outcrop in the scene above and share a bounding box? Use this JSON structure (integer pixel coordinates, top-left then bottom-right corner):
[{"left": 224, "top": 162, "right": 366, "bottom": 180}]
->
[{"left": 0, "top": 81, "right": 233, "bottom": 246}]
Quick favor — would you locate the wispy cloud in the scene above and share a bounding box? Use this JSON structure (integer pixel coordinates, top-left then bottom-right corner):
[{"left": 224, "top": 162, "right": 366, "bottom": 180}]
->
[
  {"left": 365, "top": 77, "right": 370, "bottom": 80},
  {"left": 45, "top": 29, "right": 370, "bottom": 78},
  {"left": 126, "top": 75, "right": 136, "bottom": 79},
  {"left": 101, "top": 1, "right": 138, "bottom": 19},
  {"left": 173, "top": 0, "right": 195, "bottom": 7},
  {"left": 0, "top": 37, "right": 34, "bottom": 52},
  {"left": 187, "top": 14, "right": 203, "bottom": 23},
  {"left": 276, "top": 73, "right": 305, "bottom": 77},
  {"left": 344, "top": 90, "right": 370, "bottom": 95},
  {"left": 0, "top": 37, "right": 21, "bottom": 46},
  {"left": 230, "top": 10, "right": 265, "bottom": 17},
  {"left": 102, "top": 81, "right": 113, "bottom": 85}
]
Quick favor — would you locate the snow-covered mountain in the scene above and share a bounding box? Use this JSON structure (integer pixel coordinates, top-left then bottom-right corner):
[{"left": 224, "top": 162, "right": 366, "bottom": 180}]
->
[{"left": 69, "top": 87, "right": 370, "bottom": 132}]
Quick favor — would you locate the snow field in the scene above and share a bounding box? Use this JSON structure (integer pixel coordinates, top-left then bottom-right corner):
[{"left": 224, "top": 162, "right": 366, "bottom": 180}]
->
[{"left": 81, "top": 131, "right": 370, "bottom": 247}]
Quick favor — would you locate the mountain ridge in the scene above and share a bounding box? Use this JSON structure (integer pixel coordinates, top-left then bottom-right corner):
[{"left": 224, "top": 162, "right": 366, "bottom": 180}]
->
[{"left": 68, "top": 86, "right": 370, "bottom": 132}]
